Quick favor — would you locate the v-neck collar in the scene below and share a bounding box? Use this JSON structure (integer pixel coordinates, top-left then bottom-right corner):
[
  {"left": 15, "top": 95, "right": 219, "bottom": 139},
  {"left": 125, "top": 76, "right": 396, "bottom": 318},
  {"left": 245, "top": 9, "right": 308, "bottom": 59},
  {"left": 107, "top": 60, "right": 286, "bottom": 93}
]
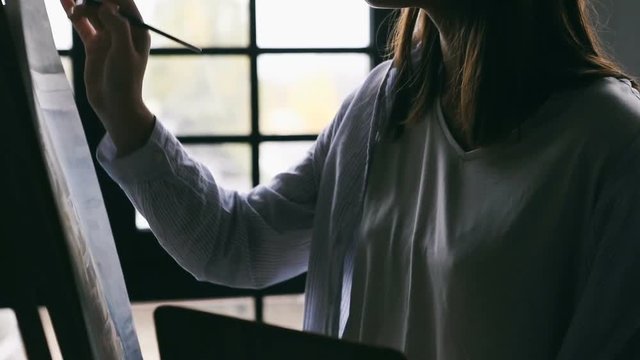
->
[{"left": 434, "top": 98, "right": 488, "bottom": 160}]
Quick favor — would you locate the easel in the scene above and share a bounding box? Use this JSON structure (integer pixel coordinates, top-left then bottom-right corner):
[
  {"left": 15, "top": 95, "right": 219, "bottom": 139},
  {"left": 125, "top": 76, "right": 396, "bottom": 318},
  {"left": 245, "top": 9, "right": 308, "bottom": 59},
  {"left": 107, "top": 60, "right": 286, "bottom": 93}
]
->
[{"left": 0, "top": 0, "right": 141, "bottom": 358}]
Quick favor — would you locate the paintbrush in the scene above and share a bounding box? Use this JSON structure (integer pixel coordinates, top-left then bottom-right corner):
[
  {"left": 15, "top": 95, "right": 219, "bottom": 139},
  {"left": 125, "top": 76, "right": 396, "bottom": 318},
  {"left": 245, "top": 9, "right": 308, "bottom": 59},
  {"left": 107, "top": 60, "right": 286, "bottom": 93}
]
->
[{"left": 81, "top": 0, "right": 202, "bottom": 53}]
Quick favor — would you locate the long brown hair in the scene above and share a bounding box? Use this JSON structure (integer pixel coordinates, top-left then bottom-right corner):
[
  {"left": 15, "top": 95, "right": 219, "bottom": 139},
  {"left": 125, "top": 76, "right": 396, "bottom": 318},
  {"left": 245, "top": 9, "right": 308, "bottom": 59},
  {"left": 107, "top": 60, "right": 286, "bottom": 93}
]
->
[{"left": 387, "top": 0, "right": 638, "bottom": 146}]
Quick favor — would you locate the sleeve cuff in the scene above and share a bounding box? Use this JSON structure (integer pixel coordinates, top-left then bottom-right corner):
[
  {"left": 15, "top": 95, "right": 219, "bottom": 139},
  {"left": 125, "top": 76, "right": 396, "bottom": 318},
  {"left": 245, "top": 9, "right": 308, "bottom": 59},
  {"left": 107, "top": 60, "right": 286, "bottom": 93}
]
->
[{"left": 96, "top": 119, "right": 179, "bottom": 185}]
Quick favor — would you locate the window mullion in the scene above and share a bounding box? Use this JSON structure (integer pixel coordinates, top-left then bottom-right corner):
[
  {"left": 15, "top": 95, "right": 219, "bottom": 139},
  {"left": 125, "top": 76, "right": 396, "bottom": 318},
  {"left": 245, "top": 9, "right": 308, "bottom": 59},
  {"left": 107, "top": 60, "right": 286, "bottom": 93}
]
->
[{"left": 249, "top": 0, "right": 264, "bottom": 323}]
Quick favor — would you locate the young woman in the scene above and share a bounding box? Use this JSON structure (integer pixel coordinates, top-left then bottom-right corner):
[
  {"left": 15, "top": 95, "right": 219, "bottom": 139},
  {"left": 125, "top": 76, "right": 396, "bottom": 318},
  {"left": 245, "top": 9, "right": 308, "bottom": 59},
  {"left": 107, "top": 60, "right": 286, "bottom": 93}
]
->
[{"left": 62, "top": 0, "right": 640, "bottom": 358}]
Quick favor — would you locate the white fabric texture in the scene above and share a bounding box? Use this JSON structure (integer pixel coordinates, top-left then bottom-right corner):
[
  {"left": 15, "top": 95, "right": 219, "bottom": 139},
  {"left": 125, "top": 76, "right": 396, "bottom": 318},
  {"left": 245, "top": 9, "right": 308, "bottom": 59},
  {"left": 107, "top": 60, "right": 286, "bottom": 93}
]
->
[{"left": 97, "top": 59, "right": 640, "bottom": 358}]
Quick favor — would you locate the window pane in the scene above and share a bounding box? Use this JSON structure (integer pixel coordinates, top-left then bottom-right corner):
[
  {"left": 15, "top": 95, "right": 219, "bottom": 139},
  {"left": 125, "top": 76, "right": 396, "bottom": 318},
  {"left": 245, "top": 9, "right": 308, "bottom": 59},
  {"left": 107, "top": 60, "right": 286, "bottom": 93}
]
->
[
  {"left": 132, "top": 298, "right": 254, "bottom": 360},
  {"left": 0, "top": 308, "right": 28, "bottom": 360},
  {"left": 260, "top": 142, "right": 314, "bottom": 184},
  {"left": 259, "top": 54, "right": 370, "bottom": 135},
  {"left": 137, "top": 143, "right": 252, "bottom": 230},
  {"left": 263, "top": 294, "right": 305, "bottom": 330},
  {"left": 136, "top": 0, "right": 249, "bottom": 48},
  {"left": 183, "top": 144, "right": 253, "bottom": 191},
  {"left": 44, "top": 0, "right": 72, "bottom": 50},
  {"left": 60, "top": 56, "right": 73, "bottom": 90},
  {"left": 143, "top": 56, "right": 251, "bottom": 136},
  {"left": 256, "top": 0, "right": 370, "bottom": 48}
]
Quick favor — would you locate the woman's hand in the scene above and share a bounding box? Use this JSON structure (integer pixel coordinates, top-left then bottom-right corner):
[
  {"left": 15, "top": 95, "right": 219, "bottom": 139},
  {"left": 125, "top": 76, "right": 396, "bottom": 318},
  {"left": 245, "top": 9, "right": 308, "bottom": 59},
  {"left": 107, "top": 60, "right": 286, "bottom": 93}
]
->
[{"left": 61, "top": 0, "right": 155, "bottom": 156}]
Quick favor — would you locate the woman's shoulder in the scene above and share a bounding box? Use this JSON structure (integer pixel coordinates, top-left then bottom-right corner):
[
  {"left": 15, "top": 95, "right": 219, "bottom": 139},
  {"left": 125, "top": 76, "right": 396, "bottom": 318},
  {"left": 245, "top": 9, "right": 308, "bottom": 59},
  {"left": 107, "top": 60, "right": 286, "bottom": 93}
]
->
[
  {"left": 581, "top": 78, "right": 640, "bottom": 197},
  {"left": 556, "top": 77, "right": 640, "bottom": 147},
  {"left": 330, "top": 60, "right": 394, "bottom": 132},
  {"left": 563, "top": 77, "right": 640, "bottom": 182},
  {"left": 575, "top": 77, "right": 640, "bottom": 129},
  {"left": 347, "top": 60, "right": 394, "bottom": 107}
]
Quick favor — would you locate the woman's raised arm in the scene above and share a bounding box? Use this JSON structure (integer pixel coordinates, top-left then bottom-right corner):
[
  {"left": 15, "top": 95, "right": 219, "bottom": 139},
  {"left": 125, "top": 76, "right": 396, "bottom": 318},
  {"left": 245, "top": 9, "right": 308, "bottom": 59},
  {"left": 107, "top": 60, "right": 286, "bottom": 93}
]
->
[{"left": 62, "top": 0, "right": 155, "bottom": 156}]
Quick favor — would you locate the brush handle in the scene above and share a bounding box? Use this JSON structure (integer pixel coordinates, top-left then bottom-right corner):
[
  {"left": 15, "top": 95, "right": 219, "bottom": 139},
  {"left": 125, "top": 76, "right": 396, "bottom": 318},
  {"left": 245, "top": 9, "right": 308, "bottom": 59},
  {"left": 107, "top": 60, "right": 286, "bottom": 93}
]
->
[{"left": 82, "top": 0, "right": 202, "bottom": 53}]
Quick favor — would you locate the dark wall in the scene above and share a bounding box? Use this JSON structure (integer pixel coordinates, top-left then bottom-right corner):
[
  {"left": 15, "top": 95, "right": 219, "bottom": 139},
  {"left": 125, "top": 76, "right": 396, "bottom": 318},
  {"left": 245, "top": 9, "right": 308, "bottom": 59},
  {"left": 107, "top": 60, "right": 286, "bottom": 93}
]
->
[{"left": 597, "top": 0, "right": 640, "bottom": 76}]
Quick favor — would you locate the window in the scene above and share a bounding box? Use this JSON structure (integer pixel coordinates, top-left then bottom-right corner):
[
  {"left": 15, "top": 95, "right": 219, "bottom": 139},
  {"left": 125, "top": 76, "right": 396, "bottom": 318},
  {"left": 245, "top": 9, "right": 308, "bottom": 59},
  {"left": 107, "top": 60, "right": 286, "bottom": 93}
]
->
[
  {"left": 133, "top": 0, "right": 375, "bottom": 230},
  {"left": 263, "top": 294, "right": 305, "bottom": 330},
  {"left": 0, "top": 309, "right": 27, "bottom": 360},
  {"left": 45, "top": 1, "right": 392, "bottom": 353}
]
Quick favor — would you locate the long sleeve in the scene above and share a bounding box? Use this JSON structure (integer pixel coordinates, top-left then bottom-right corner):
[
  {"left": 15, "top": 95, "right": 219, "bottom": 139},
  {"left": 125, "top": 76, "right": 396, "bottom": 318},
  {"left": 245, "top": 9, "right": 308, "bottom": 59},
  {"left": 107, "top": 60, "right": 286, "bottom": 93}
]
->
[
  {"left": 557, "top": 135, "right": 640, "bottom": 360},
  {"left": 96, "top": 95, "right": 353, "bottom": 290}
]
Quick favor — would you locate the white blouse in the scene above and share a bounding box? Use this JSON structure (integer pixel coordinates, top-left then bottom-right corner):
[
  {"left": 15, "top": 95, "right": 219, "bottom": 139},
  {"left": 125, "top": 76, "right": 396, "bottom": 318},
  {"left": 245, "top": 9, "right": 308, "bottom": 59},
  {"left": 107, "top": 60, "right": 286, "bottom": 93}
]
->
[{"left": 343, "top": 80, "right": 640, "bottom": 360}]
